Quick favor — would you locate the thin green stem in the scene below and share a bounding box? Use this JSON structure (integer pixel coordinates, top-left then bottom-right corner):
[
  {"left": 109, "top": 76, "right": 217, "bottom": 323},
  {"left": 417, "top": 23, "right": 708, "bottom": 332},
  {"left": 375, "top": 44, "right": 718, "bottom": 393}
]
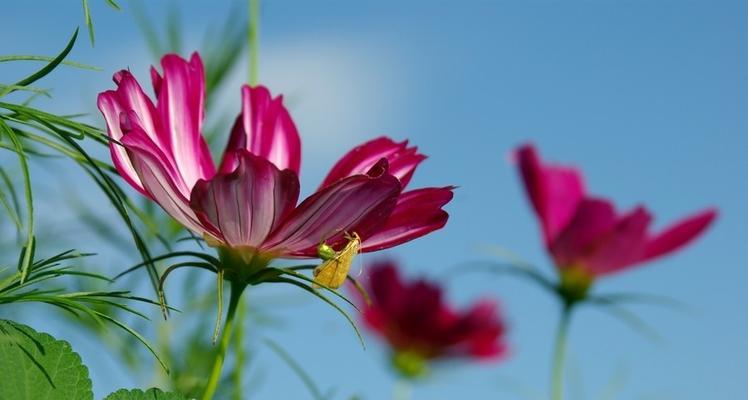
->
[
  {"left": 0, "top": 55, "right": 100, "bottom": 70},
  {"left": 153, "top": 320, "right": 172, "bottom": 387},
  {"left": 202, "top": 281, "right": 246, "bottom": 400},
  {"left": 0, "top": 121, "right": 34, "bottom": 283},
  {"left": 248, "top": 0, "right": 260, "bottom": 85},
  {"left": 551, "top": 304, "right": 574, "bottom": 400},
  {"left": 393, "top": 378, "right": 413, "bottom": 400},
  {"left": 231, "top": 296, "right": 246, "bottom": 400}
]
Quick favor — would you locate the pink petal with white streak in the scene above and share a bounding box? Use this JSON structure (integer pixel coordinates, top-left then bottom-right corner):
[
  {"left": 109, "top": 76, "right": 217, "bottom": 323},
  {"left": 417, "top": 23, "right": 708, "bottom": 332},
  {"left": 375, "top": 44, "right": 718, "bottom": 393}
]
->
[
  {"left": 156, "top": 53, "right": 215, "bottom": 187},
  {"left": 220, "top": 85, "right": 301, "bottom": 174},
  {"left": 97, "top": 91, "right": 148, "bottom": 196},
  {"left": 120, "top": 117, "right": 206, "bottom": 236}
]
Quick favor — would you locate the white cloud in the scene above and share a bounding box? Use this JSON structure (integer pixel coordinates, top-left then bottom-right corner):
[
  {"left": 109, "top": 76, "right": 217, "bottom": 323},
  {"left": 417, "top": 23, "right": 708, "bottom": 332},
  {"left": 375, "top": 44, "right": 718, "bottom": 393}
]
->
[{"left": 224, "top": 34, "right": 407, "bottom": 175}]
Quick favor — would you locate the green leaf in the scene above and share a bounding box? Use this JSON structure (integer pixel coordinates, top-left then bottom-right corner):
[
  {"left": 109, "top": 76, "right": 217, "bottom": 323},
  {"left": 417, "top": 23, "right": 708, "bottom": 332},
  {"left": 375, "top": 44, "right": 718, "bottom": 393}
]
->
[
  {"left": 0, "top": 320, "right": 93, "bottom": 400},
  {"left": 104, "top": 0, "right": 121, "bottom": 11},
  {"left": 103, "top": 388, "right": 187, "bottom": 400},
  {"left": 0, "top": 119, "right": 35, "bottom": 283},
  {"left": 8, "top": 28, "right": 79, "bottom": 92},
  {"left": 82, "top": 0, "right": 95, "bottom": 45}
]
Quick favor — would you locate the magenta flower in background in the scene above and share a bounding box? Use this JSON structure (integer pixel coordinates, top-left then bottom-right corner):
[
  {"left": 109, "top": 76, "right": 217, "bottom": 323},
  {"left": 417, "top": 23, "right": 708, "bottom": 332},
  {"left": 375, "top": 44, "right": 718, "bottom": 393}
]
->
[
  {"left": 97, "top": 52, "right": 453, "bottom": 278},
  {"left": 515, "top": 144, "right": 717, "bottom": 297},
  {"left": 357, "top": 262, "right": 507, "bottom": 378}
]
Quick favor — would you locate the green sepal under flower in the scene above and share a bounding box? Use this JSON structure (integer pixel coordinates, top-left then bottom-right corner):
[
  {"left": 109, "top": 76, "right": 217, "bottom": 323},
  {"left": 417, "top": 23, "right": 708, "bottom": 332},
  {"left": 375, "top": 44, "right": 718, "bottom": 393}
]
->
[
  {"left": 391, "top": 350, "right": 430, "bottom": 380},
  {"left": 557, "top": 265, "right": 594, "bottom": 304}
]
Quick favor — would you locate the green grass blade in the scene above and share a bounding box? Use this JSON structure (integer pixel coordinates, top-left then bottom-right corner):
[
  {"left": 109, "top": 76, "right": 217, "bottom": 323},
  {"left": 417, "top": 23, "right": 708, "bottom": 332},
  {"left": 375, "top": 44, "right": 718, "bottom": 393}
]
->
[
  {"left": 0, "top": 167, "right": 21, "bottom": 217},
  {"left": 10, "top": 28, "right": 79, "bottom": 91},
  {"left": 105, "top": 0, "right": 121, "bottom": 11},
  {"left": 277, "top": 268, "right": 360, "bottom": 312},
  {"left": 264, "top": 338, "right": 327, "bottom": 400},
  {"left": 0, "top": 120, "right": 34, "bottom": 282},
  {"left": 82, "top": 0, "right": 95, "bottom": 45},
  {"left": 93, "top": 311, "right": 169, "bottom": 372},
  {"left": 0, "top": 55, "right": 100, "bottom": 71},
  {"left": 270, "top": 276, "right": 365, "bottom": 349}
]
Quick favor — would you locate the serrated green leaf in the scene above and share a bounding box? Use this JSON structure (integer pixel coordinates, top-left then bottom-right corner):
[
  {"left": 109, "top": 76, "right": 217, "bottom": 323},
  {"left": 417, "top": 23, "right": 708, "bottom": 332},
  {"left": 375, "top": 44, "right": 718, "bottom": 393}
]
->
[
  {"left": 0, "top": 320, "right": 93, "bottom": 400},
  {"left": 103, "top": 388, "right": 187, "bottom": 400}
]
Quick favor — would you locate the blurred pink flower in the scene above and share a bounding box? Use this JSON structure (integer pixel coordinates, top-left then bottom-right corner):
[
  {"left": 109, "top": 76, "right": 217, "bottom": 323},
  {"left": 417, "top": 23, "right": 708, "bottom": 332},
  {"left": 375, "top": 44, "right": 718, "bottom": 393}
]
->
[
  {"left": 515, "top": 144, "right": 717, "bottom": 293},
  {"left": 358, "top": 262, "right": 507, "bottom": 378},
  {"left": 97, "top": 53, "right": 453, "bottom": 269}
]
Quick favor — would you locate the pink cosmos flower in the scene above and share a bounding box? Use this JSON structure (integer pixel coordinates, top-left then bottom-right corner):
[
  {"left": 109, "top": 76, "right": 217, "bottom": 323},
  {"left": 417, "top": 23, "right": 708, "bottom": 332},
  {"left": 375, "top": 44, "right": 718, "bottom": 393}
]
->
[
  {"left": 515, "top": 144, "right": 717, "bottom": 293},
  {"left": 97, "top": 53, "right": 453, "bottom": 273},
  {"left": 357, "top": 262, "right": 507, "bottom": 378}
]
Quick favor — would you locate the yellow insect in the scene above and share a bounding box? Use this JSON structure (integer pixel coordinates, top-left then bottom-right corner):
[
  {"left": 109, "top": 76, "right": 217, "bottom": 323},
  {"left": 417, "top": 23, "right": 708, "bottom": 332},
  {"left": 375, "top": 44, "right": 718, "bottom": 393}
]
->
[{"left": 313, "top": 232, "right": 361, "bottom": 289}]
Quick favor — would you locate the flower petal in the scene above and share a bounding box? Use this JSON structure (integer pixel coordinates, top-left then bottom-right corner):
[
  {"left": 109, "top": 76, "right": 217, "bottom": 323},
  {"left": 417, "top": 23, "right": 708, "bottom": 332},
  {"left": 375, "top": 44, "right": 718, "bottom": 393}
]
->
[
  {"left": 119, "top": 117, "right": 206, "bottom": 235},
  {"left": 364, "top": 262, "right": 406, "bottom": 332},
  {"left": 456, "top": 300, "right": 507, "bottom": 359},
  {"left": 360, "top": 262, "right": 507, "bottom": 361},
  {"left": 361, "top": 187, "right": 454, "bottom": 252},
  {"left": 220, "top": 85, "right": 301, "bottom": 174},
  {"left": 262, "top": 167, "right": 401, "bottom": 257},
  {"left": 642, "top": 208, "right": 717, "bottom": 263},
  {"left": 157, "top": 53, "right": 215, "bottom": 187},
  {"left": 321, "top": 136, "right": 426, "bottom": 188},
  {"left": 580, "top": 206, "right": 652, "bottom": 275},
  {"left": 97, "top": 91, "right": 148, "bottom": 196},
  {"left": 549, "top": 197, "right": 618, "bottom": 268},
  {"left": 112, "top": 71, "right": 162, "bottom": 145},
  {"left": 150, "top": 66, "right": 163, "bottom": 97},
  {"left": 515, "top": 144, "right": 585, "bottom": 245},
  {"left": 189, "top": 151, "right": 300, "bottom": 249}
]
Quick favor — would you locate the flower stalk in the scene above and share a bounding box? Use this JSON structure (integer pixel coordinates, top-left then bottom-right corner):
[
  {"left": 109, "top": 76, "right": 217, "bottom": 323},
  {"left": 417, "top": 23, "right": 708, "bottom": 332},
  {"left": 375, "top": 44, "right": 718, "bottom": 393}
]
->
[
  {"left": 231, "top": 296, "right": 246, "bottom": 400},
  {"left": 392, "top": 378, "right": 413, "bottom": 400},
  {"left": 202, "top": 280, "right": 247, "bottom": 400},
  {"left": 550, "top": 302, "right": 574, "bottom": 400},
  {"left": 248, "top": 0, "right": 259, "bottom": 86}
]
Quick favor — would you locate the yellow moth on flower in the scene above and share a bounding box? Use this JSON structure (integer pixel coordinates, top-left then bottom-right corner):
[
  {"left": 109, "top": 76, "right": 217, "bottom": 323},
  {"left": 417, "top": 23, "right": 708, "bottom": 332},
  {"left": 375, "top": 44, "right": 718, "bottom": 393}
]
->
[{"left": 313, "top": 232, "right": 361, "bottom": 289}]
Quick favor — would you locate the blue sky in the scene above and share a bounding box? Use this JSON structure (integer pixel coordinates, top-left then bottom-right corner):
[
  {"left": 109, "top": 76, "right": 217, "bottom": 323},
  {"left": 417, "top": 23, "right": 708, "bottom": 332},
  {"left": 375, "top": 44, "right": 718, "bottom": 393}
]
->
[{"left": 1, "top": 0, "right": 746, "bottom": 399}]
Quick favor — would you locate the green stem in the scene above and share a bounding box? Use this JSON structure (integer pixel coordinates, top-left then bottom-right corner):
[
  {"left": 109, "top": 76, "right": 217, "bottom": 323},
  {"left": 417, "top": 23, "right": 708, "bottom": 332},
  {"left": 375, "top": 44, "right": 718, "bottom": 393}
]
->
[
  {"left": 248, "top": 0, "right": 260, "bottom": 85},
  {"left": 231, "top": 296, "right": 246, "bottom": 400},
  {"left": 202, "top": 281, "right": 247, "bottom": 400},
  {"left": 393, "top": 378, "right": 413, "bottom": 400},
  {"left": 550, "top": 304, "right": 574, "bottom": 400}
]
